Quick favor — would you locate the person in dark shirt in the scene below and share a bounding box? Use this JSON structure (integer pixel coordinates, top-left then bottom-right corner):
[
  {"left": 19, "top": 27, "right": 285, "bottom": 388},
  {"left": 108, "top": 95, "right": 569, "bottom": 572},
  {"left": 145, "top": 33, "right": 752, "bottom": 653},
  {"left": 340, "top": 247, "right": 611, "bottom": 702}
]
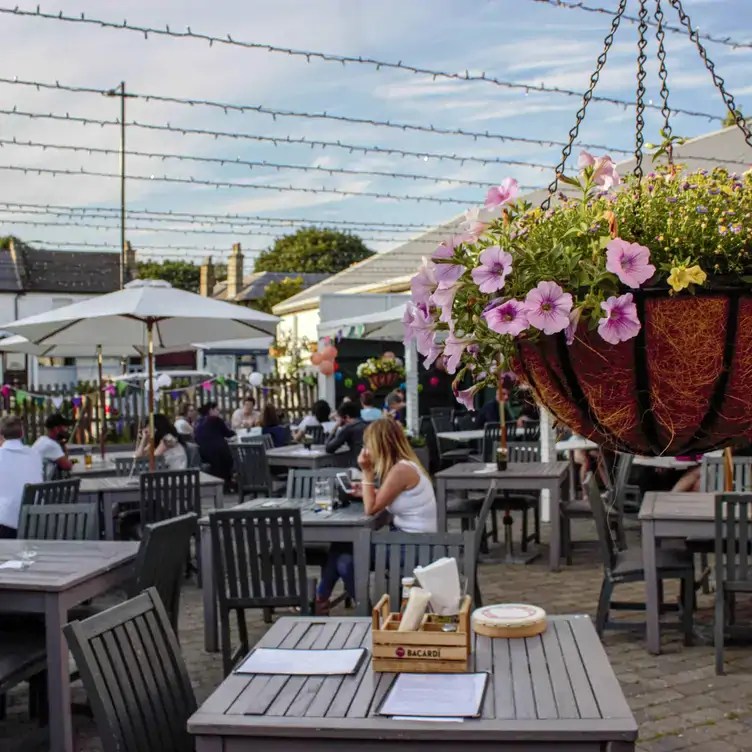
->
[
  {"left": 477, "top": 384, "right": 515, "bottom": 428},
  {"left": 258, "top": 403, "right": 289, "bottom": 448},
  {"left": 194, "top": 402, "right": 235, "bottom": 483},
  {"left": 326, "top": 401, "right": 366, "bottom": 458}
]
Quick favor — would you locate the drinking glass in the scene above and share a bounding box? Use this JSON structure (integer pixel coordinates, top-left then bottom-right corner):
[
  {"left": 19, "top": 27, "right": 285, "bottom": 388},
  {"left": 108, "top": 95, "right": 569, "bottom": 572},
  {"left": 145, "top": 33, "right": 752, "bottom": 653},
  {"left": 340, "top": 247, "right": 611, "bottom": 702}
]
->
[
  {"left": 20, "top": 546, "right": 37, "bottom": 570},
  {"left": 84, "top": 452, "right": 93, "bottom": 468},
  {"left": 313, "top": 480, "right": 332, "bottom": 512}
]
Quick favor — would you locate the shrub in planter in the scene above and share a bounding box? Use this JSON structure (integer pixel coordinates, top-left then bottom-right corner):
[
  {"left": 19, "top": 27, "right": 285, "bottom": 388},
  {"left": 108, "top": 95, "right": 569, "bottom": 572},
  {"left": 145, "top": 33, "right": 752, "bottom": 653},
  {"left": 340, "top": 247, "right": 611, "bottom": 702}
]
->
[{"left": 403, "top": 152, "right": 752, "bottom": 456}]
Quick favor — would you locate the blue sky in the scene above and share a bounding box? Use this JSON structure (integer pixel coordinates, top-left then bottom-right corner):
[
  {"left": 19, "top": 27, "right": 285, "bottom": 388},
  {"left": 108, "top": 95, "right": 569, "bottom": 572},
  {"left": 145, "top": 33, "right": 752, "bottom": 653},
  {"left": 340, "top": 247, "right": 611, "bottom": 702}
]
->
[{"left": 0, "top": 0, "right": 750, "bottom": 270}]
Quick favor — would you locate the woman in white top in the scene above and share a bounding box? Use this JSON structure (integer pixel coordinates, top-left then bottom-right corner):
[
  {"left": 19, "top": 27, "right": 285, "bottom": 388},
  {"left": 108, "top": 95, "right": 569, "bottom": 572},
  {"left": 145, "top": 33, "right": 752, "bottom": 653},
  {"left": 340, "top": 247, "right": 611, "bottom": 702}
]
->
[
  {"left": 314, "top": 417, "right": 436, "bottom": 614},
  {"left": 135, "top": 414, "right": 188, "bottom": 470},
  {"left": 292, "top": 399, "right": 331, "bottom": 442}
]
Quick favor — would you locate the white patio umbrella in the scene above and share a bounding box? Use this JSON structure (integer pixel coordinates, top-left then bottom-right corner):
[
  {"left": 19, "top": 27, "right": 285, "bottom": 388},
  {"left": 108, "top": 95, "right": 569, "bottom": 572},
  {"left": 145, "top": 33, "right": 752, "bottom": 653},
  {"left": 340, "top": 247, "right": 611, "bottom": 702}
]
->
[{"left": 2, "top": 279, "right": 279, "bottom": 466}]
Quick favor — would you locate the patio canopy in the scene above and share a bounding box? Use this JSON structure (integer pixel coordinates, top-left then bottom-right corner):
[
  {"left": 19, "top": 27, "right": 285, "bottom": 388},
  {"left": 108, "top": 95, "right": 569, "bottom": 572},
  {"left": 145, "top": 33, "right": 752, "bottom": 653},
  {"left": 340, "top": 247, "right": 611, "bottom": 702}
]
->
[{"left": 318, "top": 304, "right": 407, "bottom": 342}]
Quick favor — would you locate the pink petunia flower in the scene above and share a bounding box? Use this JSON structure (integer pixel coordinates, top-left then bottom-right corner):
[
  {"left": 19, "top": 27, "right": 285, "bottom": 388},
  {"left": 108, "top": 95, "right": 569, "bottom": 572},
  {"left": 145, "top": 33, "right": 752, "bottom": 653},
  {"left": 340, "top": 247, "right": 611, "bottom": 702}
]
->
[
  {"left": 432, "top": 242, "right": 466, "bottom": 288},
  {"left": 443, "top": 332, "right": 469, "bottom": 374},
  {"left": 484, "top": 178, "right": 519, "bottom": 211},
  {"left": 454, "top": 385, "right": 477, "bottom": 411},
  {"left": 565, "top": 306, "right": 582, "bottom": 346},
  {"left": 402, "top": 303, "right": 435, "bottom": 356},
  {"left": 460, "top": 206, "right": 492, "bottom": 240},
  {"left": 524, "top": 281, "right": 573, "bottom": 335},
  {"left": 484, "top": 299, "right": 529, "bottom": 337},
  {"left": 410, "top": 257, "right": 437, "bottom": 305},
  {"left": 471, "top": 246, "right": 513, "bottom": 294},
  {"left": 578, "top": 150, "right": 620, "bottom": 190},
  {"left": 598, "top": 293, "right": 641, "bottom": 345},
  {"left": 423, "top": 344, "right": 442, "bottom": 370},
  {"left": 605, "top": 238, "right": 656, "bottom": 288},
  {"left": 430, "top": 284, "right": 459, "bottom": 326}
]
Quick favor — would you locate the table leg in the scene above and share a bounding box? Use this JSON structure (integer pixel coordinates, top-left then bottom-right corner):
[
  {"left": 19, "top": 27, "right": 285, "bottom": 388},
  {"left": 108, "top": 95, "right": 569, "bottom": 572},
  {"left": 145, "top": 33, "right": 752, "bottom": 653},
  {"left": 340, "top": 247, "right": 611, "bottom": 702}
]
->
[
  {"left": 201, "top": 526, "right": 218, "bottom": 653},
  {"left": 549, "top": 480, "right": 562, "bottom": 572},
  {"left": 214, "top": 485, "right": 224, "bottom": 510},
  {"left": 45, "top": 594, "right": 73, "bottom": 752},
  {"left": 643, "top": 518, "right": 661, "bottom": 654},
  {"left": 567, "top": 452, "right": 577, "bottom": 502},
  {"left": 352, "top": 529, "right": 371, "bottom": 616},
  {"left": 437, "top": 478, "right": 447, "bottom": 533},
  {"left": 102, "top": 493, "right": 115, "bottom": 541}
]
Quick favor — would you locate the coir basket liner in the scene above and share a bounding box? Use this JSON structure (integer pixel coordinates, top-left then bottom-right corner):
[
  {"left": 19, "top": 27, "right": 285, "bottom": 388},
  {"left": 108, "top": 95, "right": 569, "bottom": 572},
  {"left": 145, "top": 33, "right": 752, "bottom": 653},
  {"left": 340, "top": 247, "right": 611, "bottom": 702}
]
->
[{"left": 511, "top": 288, "right": 752, "bottom": 456}]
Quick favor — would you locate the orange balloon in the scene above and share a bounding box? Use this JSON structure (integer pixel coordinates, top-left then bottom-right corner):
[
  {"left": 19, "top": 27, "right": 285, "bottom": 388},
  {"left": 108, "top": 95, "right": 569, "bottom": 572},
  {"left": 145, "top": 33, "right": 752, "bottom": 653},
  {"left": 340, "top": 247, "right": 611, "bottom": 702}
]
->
[
  {"left": 310, "top": 352, "right": 323, "bottom": 366},
  {"left": 321, "top": 345, "right": 338, "bottom": 360},
  {"left": 319, "top": 360, "right": 335, "bottom": 376}
]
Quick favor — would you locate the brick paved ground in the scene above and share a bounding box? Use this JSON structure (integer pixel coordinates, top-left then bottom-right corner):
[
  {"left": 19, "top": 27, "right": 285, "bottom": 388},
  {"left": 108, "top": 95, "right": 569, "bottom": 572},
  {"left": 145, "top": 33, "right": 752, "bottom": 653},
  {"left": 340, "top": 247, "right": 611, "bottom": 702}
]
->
[{"left": 4, "top": 519, "right": 752, "bottom": 751}]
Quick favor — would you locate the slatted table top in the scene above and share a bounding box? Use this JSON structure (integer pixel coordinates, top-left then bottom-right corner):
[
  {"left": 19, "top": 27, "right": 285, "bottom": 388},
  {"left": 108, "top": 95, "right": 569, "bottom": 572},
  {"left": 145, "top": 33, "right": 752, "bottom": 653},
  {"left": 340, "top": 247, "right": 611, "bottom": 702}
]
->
[
  {"left": 0, "top": 540, "right": 139, "bottom": 592},
  {"left": 435, "top": 461, "right": 569, "bottom": 480},
  {"left": 265, "top": 445, "right": 348, "bottom": 459},
  {"left": 639, "top": 492, "right": 717, "bottom": 521},
  {"left": 78, "top": 471, "right": 223, "bottom": 493},
  {"left": 188, "top": 615, "right": 637, "bottom": 745},
  {"left": 198, "top": 497, "right": 384, "bottom": 528}
]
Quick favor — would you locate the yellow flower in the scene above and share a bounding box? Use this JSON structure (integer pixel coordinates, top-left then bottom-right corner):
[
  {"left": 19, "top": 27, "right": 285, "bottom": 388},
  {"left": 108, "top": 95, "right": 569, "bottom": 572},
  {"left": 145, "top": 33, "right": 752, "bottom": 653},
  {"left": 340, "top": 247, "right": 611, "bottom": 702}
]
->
[{"left": 668, "top": 264, "right": 706, "bottom": 292}]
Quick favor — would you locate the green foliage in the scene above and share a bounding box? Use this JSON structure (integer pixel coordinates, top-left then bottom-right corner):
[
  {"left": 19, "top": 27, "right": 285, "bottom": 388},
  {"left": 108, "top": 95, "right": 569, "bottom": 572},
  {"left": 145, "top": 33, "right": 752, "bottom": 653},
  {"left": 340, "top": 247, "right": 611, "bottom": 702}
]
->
[
  {"left": 253, "top": 227, "right": 373, "bottom": 274},
  {"left": 723, "top": 109, "right": 744, "bottom": 128},
  {"left": 356, "top": 356, "right": 406, "bottom": 379},
  {"left": 0, "top": 236, "right": 16, "bottom": 251},
  {"left": 137, "top": 260, "right": 201, "bottom": 292},
  {"left": 250, "top": 276, "right": 305, "bottom": 314}
]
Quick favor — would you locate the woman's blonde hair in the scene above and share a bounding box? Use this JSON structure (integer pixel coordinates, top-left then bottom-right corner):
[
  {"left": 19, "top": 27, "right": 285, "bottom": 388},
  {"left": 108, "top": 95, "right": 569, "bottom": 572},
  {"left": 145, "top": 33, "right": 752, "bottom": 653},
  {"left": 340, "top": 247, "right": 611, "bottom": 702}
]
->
[{"left": 363, "top": 418, "right": 426, "bottom": 480}]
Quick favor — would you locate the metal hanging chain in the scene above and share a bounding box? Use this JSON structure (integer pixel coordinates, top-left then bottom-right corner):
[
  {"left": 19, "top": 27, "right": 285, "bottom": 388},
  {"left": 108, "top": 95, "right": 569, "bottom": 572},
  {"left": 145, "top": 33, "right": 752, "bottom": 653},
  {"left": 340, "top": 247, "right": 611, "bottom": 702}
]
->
[
  {"left": 669, "top": 0, "right": 752, "bottom": 150},
  {"left": 654, "top": 0, "right": 672, "bottom": 146},
  {"left": 634, "top": 0, "right": 649, "bottom": 182},
  {"left": 543, "top": 0, "right": 629, "bottom": 209}
]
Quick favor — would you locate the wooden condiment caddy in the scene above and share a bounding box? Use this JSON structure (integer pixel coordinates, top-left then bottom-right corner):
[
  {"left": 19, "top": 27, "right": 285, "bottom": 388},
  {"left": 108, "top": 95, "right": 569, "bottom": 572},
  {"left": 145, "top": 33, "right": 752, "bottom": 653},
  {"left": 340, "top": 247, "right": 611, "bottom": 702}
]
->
[{"left": 370, "top": 594, "right": 471, "bottom": 673}]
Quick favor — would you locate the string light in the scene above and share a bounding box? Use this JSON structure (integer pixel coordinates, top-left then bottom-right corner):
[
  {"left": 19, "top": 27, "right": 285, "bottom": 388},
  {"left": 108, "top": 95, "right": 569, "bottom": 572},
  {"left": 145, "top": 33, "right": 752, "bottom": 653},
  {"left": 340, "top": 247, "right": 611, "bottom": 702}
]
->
[
  {"left": 528, "top": 0, "right": 752, "bottom": 50},
  {"left": 0, "top": 8, "right": 728, "bottom": 120},
  {"left": 0, "top": 164, "right": 547, "bottom": 204},
  {"left": 0, "top": 137, "right": 504, "bottom": 189},
  {"left": 0, "top": 202, "right": 437, "bottom": 230}
]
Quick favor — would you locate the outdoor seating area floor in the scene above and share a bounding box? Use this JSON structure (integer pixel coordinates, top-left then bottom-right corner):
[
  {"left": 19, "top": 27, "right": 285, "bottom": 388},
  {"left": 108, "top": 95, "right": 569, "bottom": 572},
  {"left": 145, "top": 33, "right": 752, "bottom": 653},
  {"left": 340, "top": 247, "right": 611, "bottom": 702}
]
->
[{"left": 4, "top": 520, "right": 752, "bottom": 752}]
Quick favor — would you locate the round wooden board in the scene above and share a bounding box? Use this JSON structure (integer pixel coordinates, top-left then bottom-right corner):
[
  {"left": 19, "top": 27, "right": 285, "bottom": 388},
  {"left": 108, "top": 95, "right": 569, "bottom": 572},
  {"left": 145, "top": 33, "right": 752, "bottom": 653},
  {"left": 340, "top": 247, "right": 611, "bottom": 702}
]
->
[{"left": 472, "top": 604, "right": 547, "bottom": 639}]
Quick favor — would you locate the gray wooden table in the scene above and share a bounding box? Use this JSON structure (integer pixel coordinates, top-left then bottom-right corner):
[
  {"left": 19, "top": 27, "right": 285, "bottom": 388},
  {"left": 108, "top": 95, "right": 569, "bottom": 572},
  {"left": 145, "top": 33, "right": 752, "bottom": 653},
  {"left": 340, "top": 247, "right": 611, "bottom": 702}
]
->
[
  {"left": 200, "top": 497, "right": 386, "bottom": 652},
  {"left": 188, "top": 614, "right": 637, "bottom": 751},
  {"left": 69, "top": 451, "right": 137, "bottom": 478},
  {"left": 640, "top": 491, "right": 715, "bottom": 655},
  {"left": 79, "top": 472, "right": 225, "bottom": 540},
  {"left": 0, "top": 539, "right": 139, "bottom": 752},
  {"left": 435, "top": 462, "right": 570, "bottom": 571},
  {"left": 265, "top": 445, "right": 348, "bottom": 469}
]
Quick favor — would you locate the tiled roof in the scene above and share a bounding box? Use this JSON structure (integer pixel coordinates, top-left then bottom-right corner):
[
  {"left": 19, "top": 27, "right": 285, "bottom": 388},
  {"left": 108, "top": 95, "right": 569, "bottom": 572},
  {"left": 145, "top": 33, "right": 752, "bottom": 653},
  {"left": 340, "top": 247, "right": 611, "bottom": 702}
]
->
[
  {"left": 273, "top": 125, "right": 752, "bottom": 316},
  {"left": 213, "top": 271, "right": 330, "bottom": 302}
]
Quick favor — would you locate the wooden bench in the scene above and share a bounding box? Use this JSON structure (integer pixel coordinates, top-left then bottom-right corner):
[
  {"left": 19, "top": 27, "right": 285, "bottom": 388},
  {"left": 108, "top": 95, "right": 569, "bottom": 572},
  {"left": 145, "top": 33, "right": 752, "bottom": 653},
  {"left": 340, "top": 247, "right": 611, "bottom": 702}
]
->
[{"left": 0, "top": 629, "right": 47, "bottom": 722}]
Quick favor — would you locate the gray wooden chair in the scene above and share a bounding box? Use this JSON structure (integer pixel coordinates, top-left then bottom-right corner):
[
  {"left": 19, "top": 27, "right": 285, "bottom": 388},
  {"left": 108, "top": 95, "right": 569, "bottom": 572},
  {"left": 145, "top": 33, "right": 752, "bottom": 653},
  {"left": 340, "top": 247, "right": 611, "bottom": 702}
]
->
[
  {"left": 584, "top": 473, "right": 694, "bottom": 641},
  {"left": 239, "top": 434, "right": 275, "bottom": 450},
  {"left": 0, "top": 629, "right": 47, "bottom": 725},
  {"left": 230, "top": 443, "right": 279, "bottom": 501},
  {"left": 114, "top": 456, "right": 166, "bottom": 477},
  {"left": 63, "top": 588, "right": 196, "bottom": 752},
  {"left": 140, "top": 469, "right": 202, "bottom": 525},
  {"left": 209, "top": 508, "right": 311, "bottom": 675},
  {"left": 304, "top": 424, "right": 325, "bottom": 444},
  {"left": 431, "top": 415, "right": 473, "bottom": 468},
  {"left": 184, "top": 442, "right": 204, "bottom": 470},
  {"left": 371, "top": 529, "right": 476, "bottom": 610},
  {"left": 714, "top": 493, "right": 752, "bottom": 674},
  {"left": 286, "top": 468, "right": 340, "bottom": 499},
  {"left": 20, "top": 478, "right": 80, "bottom": 507},
  {"left": 19, "top": 502, "right": 99, "bottom": 541}
]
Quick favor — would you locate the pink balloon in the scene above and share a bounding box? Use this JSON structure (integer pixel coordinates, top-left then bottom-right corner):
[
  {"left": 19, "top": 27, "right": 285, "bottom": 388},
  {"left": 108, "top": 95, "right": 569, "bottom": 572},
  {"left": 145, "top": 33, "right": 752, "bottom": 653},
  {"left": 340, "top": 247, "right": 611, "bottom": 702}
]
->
[{"left": 319, "top": 360, "right": 335, "bottom": 376}]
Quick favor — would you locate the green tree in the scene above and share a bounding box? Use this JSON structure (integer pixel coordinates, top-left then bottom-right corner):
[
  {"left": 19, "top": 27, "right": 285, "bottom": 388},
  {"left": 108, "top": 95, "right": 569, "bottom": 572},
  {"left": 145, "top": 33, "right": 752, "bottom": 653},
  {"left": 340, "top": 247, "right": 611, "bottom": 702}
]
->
[
  {"left": 136, "top": 260, "right": 227, "bottom": 293},
  {"left": 253, "top": 227, "right": 373, "bottom": 274},
  {"left": 723, "top": 109, "right": 743, "bottom": 128},
  {"left": 249, "top": 276, "right": 305, "bottom": 314}
]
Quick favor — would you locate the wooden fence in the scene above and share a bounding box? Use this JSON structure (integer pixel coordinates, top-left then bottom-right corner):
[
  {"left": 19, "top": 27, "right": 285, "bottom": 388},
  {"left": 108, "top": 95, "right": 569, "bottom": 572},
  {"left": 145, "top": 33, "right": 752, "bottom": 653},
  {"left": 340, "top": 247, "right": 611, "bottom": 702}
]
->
[{"left": 0, "top": 374, "right": 317, "bottom": 444}]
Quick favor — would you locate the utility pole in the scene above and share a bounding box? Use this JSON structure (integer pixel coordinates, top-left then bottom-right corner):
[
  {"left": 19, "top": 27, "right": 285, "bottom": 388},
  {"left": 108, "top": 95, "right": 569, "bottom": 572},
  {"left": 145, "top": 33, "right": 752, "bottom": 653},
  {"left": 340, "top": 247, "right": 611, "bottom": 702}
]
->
[{"left": 105, "top": 82, "right": 131, "bottom": 288}]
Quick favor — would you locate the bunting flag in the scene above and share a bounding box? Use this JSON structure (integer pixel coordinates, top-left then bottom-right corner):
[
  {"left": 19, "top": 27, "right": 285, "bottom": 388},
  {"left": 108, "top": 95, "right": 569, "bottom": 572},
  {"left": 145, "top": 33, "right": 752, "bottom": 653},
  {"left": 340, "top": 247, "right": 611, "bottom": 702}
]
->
[
  {"left": 71, "top": 396, "right": 82, "bottom": 408},
  {"left": 0, "top": 385, "right": 9, "bottom": 398},
  {"left": 201, "top": 381, "right": 213, "bottom": 392},
  {"left": 51, "top": 396, "right": 64, "bottom": 409},
  {"left": 116, "top": 381, "right": 129, "bottom": 395},
  {"left": 15, "top": 390, "right": 28, "bottom": 403}
]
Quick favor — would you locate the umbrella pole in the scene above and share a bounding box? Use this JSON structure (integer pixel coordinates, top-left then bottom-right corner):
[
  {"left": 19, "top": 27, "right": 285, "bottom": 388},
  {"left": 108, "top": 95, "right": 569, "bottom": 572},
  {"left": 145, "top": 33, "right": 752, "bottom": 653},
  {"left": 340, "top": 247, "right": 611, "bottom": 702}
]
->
[
  {"left": 724, "top": 446, "right": 733, "bottom": 492},
  {"left": 97, "top": 344, "right": 105, "bottom": 459},
  {"left": 147, "top": 321, "right": 156, "bottom": 471}
]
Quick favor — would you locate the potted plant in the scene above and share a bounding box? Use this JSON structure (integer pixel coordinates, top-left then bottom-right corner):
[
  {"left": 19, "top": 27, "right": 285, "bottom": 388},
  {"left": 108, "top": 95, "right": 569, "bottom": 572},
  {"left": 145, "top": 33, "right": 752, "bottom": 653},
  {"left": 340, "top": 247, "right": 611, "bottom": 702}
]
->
[{"left": 357, "top": 353, "right": 406, "bottom": 392}]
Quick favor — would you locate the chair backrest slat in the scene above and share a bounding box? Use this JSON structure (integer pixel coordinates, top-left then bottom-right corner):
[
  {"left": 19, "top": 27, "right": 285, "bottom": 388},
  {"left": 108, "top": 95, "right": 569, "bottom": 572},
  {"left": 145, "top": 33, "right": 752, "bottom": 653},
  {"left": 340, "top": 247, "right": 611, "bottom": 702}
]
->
[
  {"left": 230, "top": 443, "right": 272, "bottom": 495},
  {"left": 304, "top": 425, "right": 325, "bottom": 444},
  {"left": 114, "top": 456, "right": 166, "bottom": 477},
  {"left": 129, "top": 513, "right": 197, "bottom": 636},
  {"left": 482, "top": 423, "right": 502, "bottom": 462},
  {"left": 584, "top": 473, "right": 616, "bottom": 570},
  {"left": 21, "top": 478, "right": 81, "bottom": 508},
  {"left": 371, "top": 530, "right": 476, "bottom": 608},
  {"left": 63, "top": 588, "right": 196, "bottom": 752},
  {"left": 505, "top": 441, "right": 540, "bottom": 463},
  {"left": 19, "top": 502, "right": 98, "bottom": 541},
  {"left": 716, "top": 494, "right": 752, "bottom": 586},
  {"left": 701, "top": 456, "right": 752, "bottom": 492},
  {"left": 139, "top": 470, "right": 201, "bottom": 526}
]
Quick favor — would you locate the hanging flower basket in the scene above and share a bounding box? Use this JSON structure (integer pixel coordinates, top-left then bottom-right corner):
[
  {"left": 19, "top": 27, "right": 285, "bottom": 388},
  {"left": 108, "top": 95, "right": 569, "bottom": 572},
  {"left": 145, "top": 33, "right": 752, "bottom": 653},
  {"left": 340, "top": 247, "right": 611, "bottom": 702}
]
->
[
  {"left": 400, "top": 0, "right": 752, "bottom": 456},
  {"left": 513, "top": 289, "right": 752, "bottom": 455},
  {"left": 357, "top": 356, "right": 405, "bottom": 393},
  {"left": 368, "top": 371, "right": 400, "bottom": 391}
]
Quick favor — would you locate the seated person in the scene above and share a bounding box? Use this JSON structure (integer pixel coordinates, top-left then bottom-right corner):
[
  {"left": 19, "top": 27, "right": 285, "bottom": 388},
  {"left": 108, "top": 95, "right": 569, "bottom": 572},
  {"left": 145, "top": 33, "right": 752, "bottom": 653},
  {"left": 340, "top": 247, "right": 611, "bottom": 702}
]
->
[
  {"left": 360, "top": 391, "right": 382, "bottom": 423},
  {"left": 384, "top": 391, "right": 406, "bottom": 424},
  {"left": 231, "top": 396, "right": 260, "bottom": 430},
  {"left": 477, "top": 382, "right": 515, "bottom": 428},
  {"left": 293, "top": 400, "right": 331, "bottom": 442},
  {"left": 135, "top": 413, "right": 188, "bottom": 470},
  {"left": 326, "top": 401, "right": 366, "bottom": 457},
  {"left": 195, "top": 402, "right": 235, "bottom": 483},
  {"left": 32, "top": 413, "right": 74, "bottom": 480},
  {"left": 315, "top": 418, "right": 436, "bottom": 613},
  {"left": 257, "top": 403, "right": 288, "bottom": 447}
]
